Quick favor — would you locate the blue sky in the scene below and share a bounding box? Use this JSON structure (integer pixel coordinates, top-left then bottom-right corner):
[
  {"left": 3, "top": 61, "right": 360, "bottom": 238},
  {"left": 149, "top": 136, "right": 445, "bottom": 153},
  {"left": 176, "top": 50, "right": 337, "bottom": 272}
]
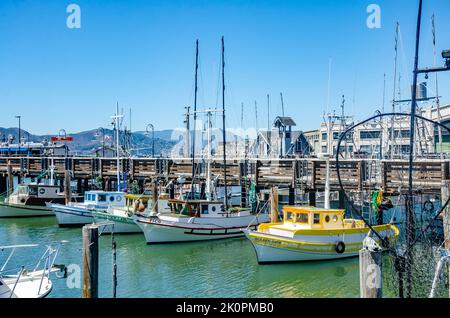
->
[{"left": 0, "top": 0, "right": 449, "bottom": 135}]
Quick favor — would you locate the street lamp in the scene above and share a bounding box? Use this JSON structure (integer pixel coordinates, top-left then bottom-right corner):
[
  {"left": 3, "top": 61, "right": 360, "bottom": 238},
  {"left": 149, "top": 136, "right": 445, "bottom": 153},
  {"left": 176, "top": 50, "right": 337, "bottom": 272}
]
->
[
  {"left": 145, "top": 124, "right": 155, "bottom": 157},
  {"left": 96, "top": 127, "right": 105, "bottom": 157},
  {"left": 15, "top": 115, "right": 21, "bottom": 154}
]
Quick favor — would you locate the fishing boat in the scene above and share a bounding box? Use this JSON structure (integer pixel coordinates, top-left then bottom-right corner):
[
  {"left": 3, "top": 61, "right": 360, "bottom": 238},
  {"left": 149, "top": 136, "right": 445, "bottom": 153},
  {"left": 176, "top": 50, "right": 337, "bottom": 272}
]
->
[
  {"left": 48, "top": 191, "right": 125, "bottom": 227},
  {"left": 0, "top": 184, "right": 79, "bottom": 218},
  {"left": 135, "top": 199, "right": 269, "bottom": 243},
  {"left": 0, "top": 243, "right": 65, "bottom": 298},
  {"left": 92, "top": 193, "right": 159, "bottom": 234},
  {"left": 244, "top": 206, "right": 399, "bottom": 264}
]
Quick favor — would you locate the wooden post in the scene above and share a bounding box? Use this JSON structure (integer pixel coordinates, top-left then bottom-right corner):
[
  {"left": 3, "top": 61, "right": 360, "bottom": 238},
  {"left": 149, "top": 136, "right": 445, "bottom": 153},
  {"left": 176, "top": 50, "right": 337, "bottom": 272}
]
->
[
  {"left": 359, "top": 247, "right": 383, "bottom": 298},
  {"left": 288, "top": 186, "right": 295, "bottom": 205},
  {"left": 82, "top": 224, "right": 99, "bottom": 298},
  {"left": 64, "top": 170, "right": 72, "bottom": 205},
  {"left": 7, "top": 161, "right": 13, "bottom": 195},
  {"left": 151, "top": 178, "right": 158, "bottom": 212},
  {"left": 308, "top": 191, "right": 316, "bottom": 207},
  {"left": 441, "top": 180, "right": 450, "bottom": 297},
  {"left": 270, "top": 186, "right": 279, "bottom": 222}
]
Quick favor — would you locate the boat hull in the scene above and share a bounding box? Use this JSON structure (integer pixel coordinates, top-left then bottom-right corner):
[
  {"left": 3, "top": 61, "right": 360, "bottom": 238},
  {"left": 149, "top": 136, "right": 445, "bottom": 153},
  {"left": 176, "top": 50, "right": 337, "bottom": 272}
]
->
[
  {"left": 245, "top": 226, "right": 398, "bottom": 263},
  {"left": 92, "top": 211, "right": 141, "bottom": 234},
  {"left": 0, "top": 202, "right": 54, "bottom": 218},
  {"left": 49, "top": 203, "right": 94, "bottom": 227},
  {"left": 136, "top": 214, "right": 269, "bottom": 244}
]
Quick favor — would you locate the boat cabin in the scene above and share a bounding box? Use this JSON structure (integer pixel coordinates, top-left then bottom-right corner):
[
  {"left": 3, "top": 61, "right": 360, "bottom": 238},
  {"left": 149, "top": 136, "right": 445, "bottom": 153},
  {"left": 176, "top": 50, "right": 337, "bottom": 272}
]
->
[
  {"left": 167, "top": 199, "right": 225, "bottom": 217},
  {"left": 282, "top": 206, "right": 347, "bottom": 229},
  {"left": 83, "top": 191, "right": 125, "bottom": 208},
  {"left": 7, "top": 184, "right": 62, "bottom": 205}
]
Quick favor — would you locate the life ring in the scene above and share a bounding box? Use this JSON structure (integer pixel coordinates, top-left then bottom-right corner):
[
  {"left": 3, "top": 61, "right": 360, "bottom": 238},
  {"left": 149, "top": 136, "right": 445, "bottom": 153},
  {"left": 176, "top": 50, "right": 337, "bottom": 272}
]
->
[{"left": 335, "top": 241, "right": 346, "bottom": 254}]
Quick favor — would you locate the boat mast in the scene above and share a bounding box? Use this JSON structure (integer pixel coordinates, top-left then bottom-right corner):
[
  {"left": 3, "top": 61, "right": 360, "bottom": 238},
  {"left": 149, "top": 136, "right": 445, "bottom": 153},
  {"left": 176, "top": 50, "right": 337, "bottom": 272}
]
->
[
  {"left": 432, "top": 14, "right": 443, "bottom": 159},
  {"left": 405, "top": 0, "right": 423, "bottom": 298},
  {"left": 221, "top": 36, "right": 228, "bottom": 209},
  {"left": 189, "top": 40, "right": 199, "bottom": 200},
  {"left": 390, "top": 22, "right": 399, "bottom": 159},
  {"left": 112, "top": 102, "right": 123, "bottom": 192}
]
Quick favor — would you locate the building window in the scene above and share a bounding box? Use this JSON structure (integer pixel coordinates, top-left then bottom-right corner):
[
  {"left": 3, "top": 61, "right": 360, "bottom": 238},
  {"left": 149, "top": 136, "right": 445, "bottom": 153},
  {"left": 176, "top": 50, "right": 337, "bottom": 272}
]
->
[
  {"left": 360, "top": 130, "right": 381, "bottom": 139},
  {"left": 322, "top": 133, "right": 328, "bottom": 141}
]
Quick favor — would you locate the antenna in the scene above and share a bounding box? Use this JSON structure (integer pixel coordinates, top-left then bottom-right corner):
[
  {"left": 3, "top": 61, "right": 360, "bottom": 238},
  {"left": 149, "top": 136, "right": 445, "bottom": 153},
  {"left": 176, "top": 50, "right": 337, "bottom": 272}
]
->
[
  {"left": 280, "top": 92, "right": 285, "bottom": 117},
  {"left": 254, "top": 100, "right": 258, "bottom": 133},
  {"left": 326, "top": 58, "right": 332, "bottom": 115},
  {"left": 267, "top": 94, "right": 270, "bottom": 132}
]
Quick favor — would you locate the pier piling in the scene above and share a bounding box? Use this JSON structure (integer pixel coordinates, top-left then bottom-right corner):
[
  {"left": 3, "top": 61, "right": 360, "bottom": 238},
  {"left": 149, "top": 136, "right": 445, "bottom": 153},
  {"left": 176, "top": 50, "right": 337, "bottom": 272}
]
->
[
  {"left": 82, "top": 224, "right": 99, "bottom": 298},
  {"left": 7, "top": 161, "right": 13, "bottom": 194},
  {"left": 359, "top": 247, "right": 383, "bottom": 298},
  {"left": 64, "top": 170, "right": 72, "bottom": 204},
  {"left": 270, "top": 187, "right": 279, "bottom": 222}
]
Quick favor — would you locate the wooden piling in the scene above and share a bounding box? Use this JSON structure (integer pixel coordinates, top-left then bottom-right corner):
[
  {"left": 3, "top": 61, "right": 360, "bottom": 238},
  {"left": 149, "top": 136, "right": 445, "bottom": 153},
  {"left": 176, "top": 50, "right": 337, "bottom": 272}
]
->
[
  {"left": 270, "top": 187, "right": 279, "bottom": 222},
  {"left": 440, "top": 180, "right": 450, "bottom": 297},
  {"left": 359, "top": 247, "right": 383, "bottom": 298},
  {"left": 82, "top": 224, "right": 99, "bottom": 298},
  {"left": 7, "top": 161, "right": 13, "bottom": 194},
  {"left": 151, "top": 178, "right": 158, "bottom": 212},
  {"left": 64, "top": 170, "right": 72, "bottom": 205}
]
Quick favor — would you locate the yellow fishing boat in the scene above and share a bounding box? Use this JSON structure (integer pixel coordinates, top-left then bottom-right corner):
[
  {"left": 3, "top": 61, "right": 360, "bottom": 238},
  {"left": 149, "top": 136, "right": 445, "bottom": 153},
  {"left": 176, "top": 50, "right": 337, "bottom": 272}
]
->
[{"left": 244, "top": 206, "right": 399, "bottom": 264}]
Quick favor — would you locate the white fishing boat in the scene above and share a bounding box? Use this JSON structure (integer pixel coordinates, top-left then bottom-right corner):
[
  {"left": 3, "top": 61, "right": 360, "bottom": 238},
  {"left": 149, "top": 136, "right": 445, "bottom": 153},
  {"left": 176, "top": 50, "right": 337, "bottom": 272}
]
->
[
  {"left": 244, "top": 206, "right": 399, "bottom": 264},
  {"left": 135, "top": 199, "right": 270, "bottom": 243},
  {"left": 0, "top": 243, "right": 65, "bottom": 298},
  {"left": 48, "top": 191, "right": 125, "bottom": 227},
  {"left": 0, "top": 184, "right": 78, "bottom": 218}
]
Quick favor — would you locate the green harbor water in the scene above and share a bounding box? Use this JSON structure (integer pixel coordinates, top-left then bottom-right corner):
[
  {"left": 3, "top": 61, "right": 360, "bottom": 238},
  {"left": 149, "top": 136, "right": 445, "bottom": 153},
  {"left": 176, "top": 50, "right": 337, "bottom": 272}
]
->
[{"left": 0, "top": 216, "right": 363, "bottom": 298}]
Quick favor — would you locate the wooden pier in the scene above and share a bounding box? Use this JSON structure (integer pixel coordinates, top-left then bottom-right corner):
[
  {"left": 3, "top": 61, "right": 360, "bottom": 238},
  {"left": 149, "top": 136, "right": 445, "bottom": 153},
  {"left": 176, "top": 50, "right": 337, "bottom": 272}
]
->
[{"left": 0, "top": 156, "right": 448, "bottom": 197}]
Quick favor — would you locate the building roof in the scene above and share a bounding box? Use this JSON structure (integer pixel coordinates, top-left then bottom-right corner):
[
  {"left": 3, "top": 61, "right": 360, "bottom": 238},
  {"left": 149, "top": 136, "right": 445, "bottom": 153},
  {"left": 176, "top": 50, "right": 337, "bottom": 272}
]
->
[{"left": 273, "top": 116, "right": 296, "bottom": 127}]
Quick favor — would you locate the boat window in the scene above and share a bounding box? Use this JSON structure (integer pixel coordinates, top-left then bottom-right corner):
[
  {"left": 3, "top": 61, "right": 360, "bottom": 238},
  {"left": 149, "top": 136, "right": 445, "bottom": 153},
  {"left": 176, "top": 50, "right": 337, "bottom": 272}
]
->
[
  {"left": 325, "top": 215, "right": 330, "bottom": 223},
  {"left": 296, "top": 213, "right": 308, "bottom": 223},
  {"left": 313, "top": 213, "right": 320, "bottom": 224},
  {"left": 332, "top": 215, "right": 339, "bottom": 222},
  {"left": 211, "top": 206, "right": 216, "bottom": 212},
  {"left": 98, "top": 194, "right": 106, "bottom": 202},
  {"left": 29, "top": 187, "right": 38, "bottom": 196},
  {"left": 285, "top": 212, "right": 294, "bottom": 221},
  {"left": 109, "top": 196, "right": 115, "bottom": 202},
  {"left": 201, "top": 205, "right": 209, "bottom": 214}
]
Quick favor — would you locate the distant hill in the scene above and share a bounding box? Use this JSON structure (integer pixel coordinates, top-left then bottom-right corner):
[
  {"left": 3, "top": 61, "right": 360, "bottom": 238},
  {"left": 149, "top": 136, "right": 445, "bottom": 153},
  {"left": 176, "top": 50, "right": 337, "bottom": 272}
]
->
[{"left": 0, "top": 127, "right": 177, "bottom": 156}]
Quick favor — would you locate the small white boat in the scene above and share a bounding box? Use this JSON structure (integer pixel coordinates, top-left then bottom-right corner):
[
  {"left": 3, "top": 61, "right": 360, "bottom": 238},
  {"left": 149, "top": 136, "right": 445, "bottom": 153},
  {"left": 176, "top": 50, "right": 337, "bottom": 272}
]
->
[
  {"left": 0, "top": 243, "right": 65, "bottom": 298},
  {"left": 48, "top": 191, "right": 125, "bottom": 227},
  {"left": 244, "top": 206, "right": 399, "bottom": 264},
  {"left": 0, "top": 184, "right": 79, "bottom": 218},
  {"left": 135, "top": 199, "right": 270, "bottom": 244}
]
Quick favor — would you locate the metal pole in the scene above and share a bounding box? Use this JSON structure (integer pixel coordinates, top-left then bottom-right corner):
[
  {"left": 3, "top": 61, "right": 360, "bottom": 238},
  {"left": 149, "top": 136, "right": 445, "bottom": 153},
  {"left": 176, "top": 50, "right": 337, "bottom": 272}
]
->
[
  {"left": 221, "top": 36, "right": 228, "bottom": 209},
  {"left": 190, "top": 40, "right": 199, "bottom": 200}
]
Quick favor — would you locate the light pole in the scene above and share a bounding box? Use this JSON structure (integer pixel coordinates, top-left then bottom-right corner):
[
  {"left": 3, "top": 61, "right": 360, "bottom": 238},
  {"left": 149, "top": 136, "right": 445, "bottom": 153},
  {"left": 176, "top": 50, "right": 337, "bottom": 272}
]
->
[
  {"left": 15, "top": 115, "right": 21, "bottom": 154},
  {"left": 96, "top": 127, "right": 105, "bottom": 157},
  {"left": 145, "top": 124, "right": 155, "bottom": 158},
  {"left": 59, "top": 129, "right": 68, "bottom": 157}
]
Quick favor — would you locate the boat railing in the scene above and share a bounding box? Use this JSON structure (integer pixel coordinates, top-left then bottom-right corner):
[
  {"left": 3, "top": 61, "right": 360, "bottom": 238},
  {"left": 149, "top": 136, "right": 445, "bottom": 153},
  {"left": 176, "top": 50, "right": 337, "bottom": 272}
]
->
[
  {"left": 7, "top": 266, "right": 25, "bottom": 298},
  {"left": 1, "top": 242, "right": 65, "bottom": 297}
]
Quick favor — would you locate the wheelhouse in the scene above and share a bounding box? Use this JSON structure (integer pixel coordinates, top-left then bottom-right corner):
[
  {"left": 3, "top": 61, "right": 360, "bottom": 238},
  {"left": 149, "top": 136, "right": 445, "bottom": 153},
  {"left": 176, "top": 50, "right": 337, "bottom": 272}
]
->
[{"left": 282, "top": 206, "right": 346, "bottom": 229}]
